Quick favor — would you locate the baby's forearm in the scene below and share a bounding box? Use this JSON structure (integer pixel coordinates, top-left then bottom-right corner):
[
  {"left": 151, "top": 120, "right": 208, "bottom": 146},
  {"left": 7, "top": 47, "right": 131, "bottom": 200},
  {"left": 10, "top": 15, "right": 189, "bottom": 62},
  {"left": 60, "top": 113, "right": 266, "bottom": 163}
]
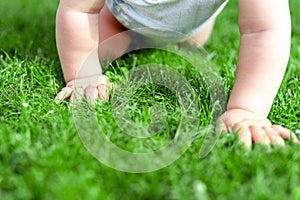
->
[
  {"left": 56, "top": 1, "right": 104, "bottom": 83},
  {"left": 227, "top": 29, "right": 290, "bottom": 116},
  {"left": 227, "top": 0, "right": 291, "bottom": 117}
]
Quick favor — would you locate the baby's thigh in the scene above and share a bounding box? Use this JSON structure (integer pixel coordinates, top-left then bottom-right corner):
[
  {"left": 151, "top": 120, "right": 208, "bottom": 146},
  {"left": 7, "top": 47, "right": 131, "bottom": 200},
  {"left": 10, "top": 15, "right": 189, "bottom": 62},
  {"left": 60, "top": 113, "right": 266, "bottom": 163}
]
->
[
  {"left": 98, "top": 4, "right": 131, "bottom": 62},
  {"left": 99, "top": 4, "right": 128, "bottom": 41},
  {"left": 187, "top": 21, "right": 215, "bottom": 47},
  {"left": 59, "top": 0, "right": 105, "bottom": 13}
]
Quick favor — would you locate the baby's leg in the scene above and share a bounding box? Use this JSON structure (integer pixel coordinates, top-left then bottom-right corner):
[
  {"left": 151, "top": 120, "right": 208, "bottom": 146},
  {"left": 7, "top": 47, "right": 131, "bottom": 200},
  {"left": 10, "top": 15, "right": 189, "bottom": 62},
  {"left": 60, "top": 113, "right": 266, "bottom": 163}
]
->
[
  {"left": 98, "top": 4, "right": 131, "bottom": 62},
  {"left": 187, "top": 21, "right": 215, "bottom": 47}
]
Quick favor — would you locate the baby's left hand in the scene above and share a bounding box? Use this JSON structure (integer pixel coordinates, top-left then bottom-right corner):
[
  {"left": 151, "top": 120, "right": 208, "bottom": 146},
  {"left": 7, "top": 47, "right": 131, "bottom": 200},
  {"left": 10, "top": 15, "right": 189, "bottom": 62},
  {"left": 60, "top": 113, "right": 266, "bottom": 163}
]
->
[{"left": 219, "top": 109, "right": 299, "bottom": 148}]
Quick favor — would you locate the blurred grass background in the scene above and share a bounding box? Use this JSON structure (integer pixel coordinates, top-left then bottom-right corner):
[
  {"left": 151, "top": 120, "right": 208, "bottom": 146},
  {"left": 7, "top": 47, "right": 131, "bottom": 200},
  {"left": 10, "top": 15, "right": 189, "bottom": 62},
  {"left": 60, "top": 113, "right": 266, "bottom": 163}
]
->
[{"left": 0, "top": 0, "right": 300, "bottom": 199}]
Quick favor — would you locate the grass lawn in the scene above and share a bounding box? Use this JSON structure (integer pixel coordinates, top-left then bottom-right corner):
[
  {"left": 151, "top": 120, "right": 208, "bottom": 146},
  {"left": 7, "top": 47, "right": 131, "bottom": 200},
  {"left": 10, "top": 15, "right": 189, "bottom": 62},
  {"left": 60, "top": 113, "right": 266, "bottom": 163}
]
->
[{"left": 1, "top": 0, "right": 300, "bottom": 199}]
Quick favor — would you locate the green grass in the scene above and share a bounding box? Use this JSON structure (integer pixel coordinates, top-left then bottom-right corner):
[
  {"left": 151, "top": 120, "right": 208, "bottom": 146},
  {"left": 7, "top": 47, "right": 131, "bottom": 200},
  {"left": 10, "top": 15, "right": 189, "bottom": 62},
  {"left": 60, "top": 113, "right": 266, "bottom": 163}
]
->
[{"left": 1, "top": 0, "right": 300, "bottom": 199}]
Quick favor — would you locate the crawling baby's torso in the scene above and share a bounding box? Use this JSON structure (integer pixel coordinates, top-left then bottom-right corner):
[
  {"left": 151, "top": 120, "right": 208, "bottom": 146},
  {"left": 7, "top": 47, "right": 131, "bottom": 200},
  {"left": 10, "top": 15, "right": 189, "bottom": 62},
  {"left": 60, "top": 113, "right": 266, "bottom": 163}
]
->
[{"left": 106, "top": 0, "right": 228, "bottom": 42}]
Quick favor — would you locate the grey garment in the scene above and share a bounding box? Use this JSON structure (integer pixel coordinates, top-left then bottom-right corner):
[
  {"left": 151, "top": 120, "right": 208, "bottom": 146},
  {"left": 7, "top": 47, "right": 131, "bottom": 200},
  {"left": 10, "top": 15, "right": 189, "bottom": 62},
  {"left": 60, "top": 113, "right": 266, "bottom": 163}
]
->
[{"left": 106, "top": 0, "right": 228, "bottom": 43}]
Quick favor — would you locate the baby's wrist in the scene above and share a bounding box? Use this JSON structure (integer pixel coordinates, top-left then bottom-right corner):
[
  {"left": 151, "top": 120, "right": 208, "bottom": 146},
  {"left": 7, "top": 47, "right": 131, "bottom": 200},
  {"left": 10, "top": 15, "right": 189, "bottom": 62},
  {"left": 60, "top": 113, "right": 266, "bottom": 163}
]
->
[
  {"left": 67, "top": 73, "right": 103, "bottom": 81},
  {"left": 227, "top": 95, "right": 272, "bottom": 117},
  {"left": 226, "top": 106, "right": 268, "bottom": 118},
  {"left": 66, "top": 73, "right": 103, "bottom": 87}
]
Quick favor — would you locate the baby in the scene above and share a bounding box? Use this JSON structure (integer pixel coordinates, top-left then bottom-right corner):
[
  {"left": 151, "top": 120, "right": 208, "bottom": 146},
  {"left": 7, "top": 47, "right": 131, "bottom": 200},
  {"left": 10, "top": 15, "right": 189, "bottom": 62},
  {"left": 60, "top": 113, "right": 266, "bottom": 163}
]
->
[{"left": 55, "top": 0, "right": 299, "bottom": 147}]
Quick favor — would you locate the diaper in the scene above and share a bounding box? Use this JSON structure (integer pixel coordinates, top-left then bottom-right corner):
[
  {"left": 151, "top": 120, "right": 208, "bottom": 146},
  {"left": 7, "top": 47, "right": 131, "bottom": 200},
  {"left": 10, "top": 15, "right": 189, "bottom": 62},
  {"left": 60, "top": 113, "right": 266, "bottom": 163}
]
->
[{"left": 106, "top": 0, "right": 228, "bottom": 43}]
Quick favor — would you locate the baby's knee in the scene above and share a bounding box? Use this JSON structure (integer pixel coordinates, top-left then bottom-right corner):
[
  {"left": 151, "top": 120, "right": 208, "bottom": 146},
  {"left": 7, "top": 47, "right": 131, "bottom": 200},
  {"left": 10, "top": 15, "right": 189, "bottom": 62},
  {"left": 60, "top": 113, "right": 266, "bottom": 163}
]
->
[{"left": 59, "top": 0, "right": 105, "bottom": 13}]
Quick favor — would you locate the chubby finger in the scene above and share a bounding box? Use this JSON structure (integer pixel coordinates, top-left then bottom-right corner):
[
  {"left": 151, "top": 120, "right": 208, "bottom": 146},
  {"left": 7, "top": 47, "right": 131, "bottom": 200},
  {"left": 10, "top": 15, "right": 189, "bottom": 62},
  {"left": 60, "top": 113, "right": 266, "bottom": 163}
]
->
[
  {"left": 290, "top": 132, "right": 299, "bottom": 143},
  {"left": 55, "top": 87, "right": 73, "bottom": 103},
  {"left": 237, "top": 127, "right": 252, "bottom": 149},
  {"left": 218, "top": 120, "right": 228, "bottom": 133},
  {"left": 232, "top": 122, "right": 252, "bottom": 149},
  {"left": 71, "top": 87, "right": 85, "bottom": 105},
  {"left": 85, "top": 85, "right": 98, "bottom": 105},
  {"left": 232, "top": 122, "right": 252, "bottom": 148},
  {"left": 97, "top": 84, "right": 110, "bottom": 101},
  {"left": 272, "top": 125, "right": 299, "bottom": 143},
  {"left": 263, "top": 127, "right": 285, "bottom": 146},
  {"left": 249, "top": 125, "right": 270, "bottom": 145}
]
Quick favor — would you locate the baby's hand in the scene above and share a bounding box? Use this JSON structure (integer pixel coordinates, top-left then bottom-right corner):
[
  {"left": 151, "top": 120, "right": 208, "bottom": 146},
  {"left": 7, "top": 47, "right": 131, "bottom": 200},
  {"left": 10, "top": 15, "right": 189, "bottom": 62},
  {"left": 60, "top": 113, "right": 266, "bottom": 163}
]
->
[
  {"left": 219, "top": 109, "right": 299, "bottom": 148},
  {"left": 55, "top": 74, "right": 113, "bottom": 105}
]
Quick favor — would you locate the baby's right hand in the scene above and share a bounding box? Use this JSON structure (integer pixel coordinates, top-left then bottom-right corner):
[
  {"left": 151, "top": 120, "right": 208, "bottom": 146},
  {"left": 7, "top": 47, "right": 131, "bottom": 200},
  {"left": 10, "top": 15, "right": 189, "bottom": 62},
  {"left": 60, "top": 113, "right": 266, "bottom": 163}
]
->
[{"left": 55, "top": 74, "right": 113, "bottom": 105}]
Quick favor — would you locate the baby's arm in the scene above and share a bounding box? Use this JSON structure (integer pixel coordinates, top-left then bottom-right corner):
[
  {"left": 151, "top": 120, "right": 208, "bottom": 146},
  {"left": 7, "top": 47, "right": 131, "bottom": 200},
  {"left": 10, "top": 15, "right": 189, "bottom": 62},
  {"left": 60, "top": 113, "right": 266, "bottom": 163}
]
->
[
  {"left": 221, "top": 0, "right": 298, "bottom": 147},
  {"left": 55, "top": 0, "right": 110, "bottom": 102}
]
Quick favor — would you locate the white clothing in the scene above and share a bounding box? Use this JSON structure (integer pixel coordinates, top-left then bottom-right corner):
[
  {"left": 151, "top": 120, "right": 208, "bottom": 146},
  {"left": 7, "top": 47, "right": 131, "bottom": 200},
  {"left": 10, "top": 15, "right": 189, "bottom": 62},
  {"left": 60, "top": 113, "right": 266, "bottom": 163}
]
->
[{"left": 106, "top": 0, "right": 228, "bottom": 42}]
